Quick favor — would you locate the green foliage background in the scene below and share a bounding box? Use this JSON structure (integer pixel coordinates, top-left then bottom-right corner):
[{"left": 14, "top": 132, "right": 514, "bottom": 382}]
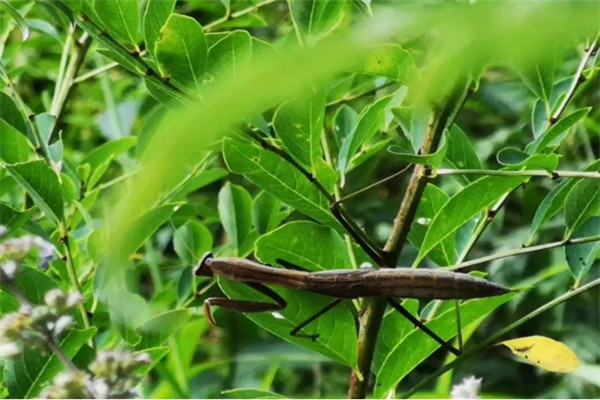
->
[{"left": 0, "top": 0, "right": 598, "bottom": 398}]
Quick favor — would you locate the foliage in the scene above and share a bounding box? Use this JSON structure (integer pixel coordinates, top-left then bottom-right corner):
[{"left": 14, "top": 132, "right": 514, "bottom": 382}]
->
[{"left": 0, "top": 0, "right": 599, "bottom": 398}]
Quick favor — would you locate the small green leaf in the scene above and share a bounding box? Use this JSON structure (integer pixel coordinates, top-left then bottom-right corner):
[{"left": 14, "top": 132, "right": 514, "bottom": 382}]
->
[
  {"left": 444, "top": 125, "right": 482, "bottom": 183},
  {"left": 222, "top": 138, "right": 340, "bottom": 230},
  {"left": 273, "top": 91, "right": 325, "bottom": 172},
  {"left": 4, "top": 328, "right": 97, "bottom": 398},
  {"left": 497, "top": 148, "right": 559, "bottom": 172},
  {"left": 528, "top": 108, "right": 590, "bottom": 154},
  {"left": 4, "top": 160, "right": 64, "bottom": 223},
  {"left": 565, "top": 217, "right": 600, "bottom": 282},
  {"left": 136, "top": 309, "right": 192, "bottom": 349},
  {"left": 531, "top": 98, "right": 548, "bottom": 138},
  {"left": 252, "top": 191, "right": 287, "bottom": 235},
  {"left": 518, "top": 59, "right": 556, "bottom": 102},
  {"left": 80, "top": 136, "right": 136, "bottom": 171},
  {"left": 143, "top": 0, "right": 175, "bottom": 57},
  {"left": 33, "top": 113, "right": 56, "bottom": 145},
  {"left": 173, "top": 220, "right": 213, "bottom": 264},
  {"left": 222, "top": 389, "right": 286, "bottom": 399},
  {"left": 207, "top": 30, "right": 253, "bottom": 79},
  {"left": 288, "top": 0, "right": 346, "bottom": 43},
  {"left": 359, "top": 44, "right": 416, "bottom": 82},
  {"left": 564, "top": 179, "right": 600, "bottom": 238},
  {"left": 0, "top": 92, "right": 28, "bottom": 135},
  {"left": 255, "top": 221, "right": 351, "bottom": 271},
  {"left": 155, "top": 13, "right": 207, "bottom": 91},
  {"left": 218, "top": 182, "right": 254, "bottom": 256},
  {"left": 94, "top": 0, "right": 141, "bottom": 51},
  {"left": 0, "top": 119, "right": 34, "bottom": 163},
  {"left": 388, "top": 136, "right": 447, "bottom": 169},
  {"left": 333, "top": 104, "right": 358, "bottom": 147},
  {"left": 416, "top": 175, "right": 527, "bottom": 264}
]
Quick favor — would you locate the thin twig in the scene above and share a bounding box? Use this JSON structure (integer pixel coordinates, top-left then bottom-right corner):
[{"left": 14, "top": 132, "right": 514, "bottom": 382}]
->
[
  {"left": 203, "top": 0, "right": 278, "bottom": 31},
  {"left": 73, "top": 61, "right": 119, "bottom": 83},
  {"left": 433, "top": 168, "right": 600, "bottom": 180},
  {"left": 326, "top": 81, "right": 398, "bottom": 109}
]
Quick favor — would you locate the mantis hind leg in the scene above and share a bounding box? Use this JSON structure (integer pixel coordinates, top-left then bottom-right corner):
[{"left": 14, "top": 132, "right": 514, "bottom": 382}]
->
[
  {"left": 290, "top": 298, "right": 344, "bottom": 341},
  {"left": 388, "top": 298, "right": 461, "bottom": 356}
]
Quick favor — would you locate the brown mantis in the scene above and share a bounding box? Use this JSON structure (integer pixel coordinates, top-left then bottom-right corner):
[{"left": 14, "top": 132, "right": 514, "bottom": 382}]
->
[{"left": 195, "top": 252, "right": 511, "bottom": 356}]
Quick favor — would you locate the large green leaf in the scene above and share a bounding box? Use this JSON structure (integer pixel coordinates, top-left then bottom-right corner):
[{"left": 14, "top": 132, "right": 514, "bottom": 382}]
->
[
  {"left": 0, "top": 120, "right": 34, "bottom": 163},
  {"left": 565, "top": 217, "right": 600, "bottom": 282},
  {"left": 143, "top": 0, "right": 175, "bottom": 57},
  {"left": 136, "top": 309, "right": 193, "bottom": 349},
  {"left": 374, "top": 294, "right": 515, "bottom": 398},
  {"left": 527, "top": 108, "right": 590, "bottom": 154},
  {"left": 564, "top": 179, "right": 600, "bottom": 238},
  {"left": 273, "top": 91, "right": 325, "bottom": 172},
  {"left": 222, "top": 138, "right": 340, "bottom": 229},
  {"left": 218, "top": 182, "right": 254, "bottom": 256},
  {"left": 155, "top": 14, "right": 207, "bottom": 91},
  {"left": 288, "top": 0, "right": 346, "bottom": 44},
  {"left": 207, "top": 30, "right": 253, "bottom": 79},
  {"left": 4, "top": 328, "right": 97, "bottom": 398},
  {"left": 0, "top": 203, "right": 36, "bottom": 231},
  {"left": 93, "top": 0, "right": 141, "bottom": 51},
  {"left": 4, "top": 160, "right": 64, "bottom": 223},
  {"left": 173, "top": 220, "right": 213, "bottom": 265},
  {"left": 416, "top": 175, "right": 527, "bottom": 264}
]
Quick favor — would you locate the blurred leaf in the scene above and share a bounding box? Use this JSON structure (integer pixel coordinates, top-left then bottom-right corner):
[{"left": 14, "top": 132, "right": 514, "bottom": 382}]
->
[
  {"left": 359, "top": 44, "right": 415, "bottom": 81},
  {"left": 255, "top": 221, "right": 351, "bottom": 271},
  {"left": 0, "top": 120, "right": 34, "bottom": 163},
  {"left": 288, "top": 0, "right": 346, "bottom": 44},
  {"left": 517, "top": 58, "right": 556, "bottom": 102},
  {"left": 565, "top": 217, "right": 600, "bottom": 282},
  {"left": 93, "top": 0, "right": 140, "bottom": 51},
  {"left": 499, "top": 335, "right": 579, "bottom": 373},
  {"left": 173, "top": 220, "right": 213, "bottom": 264},
  {"left": 416, "top": 176, "right": 527, "bottom": 264},
  {"left": 0, "top": 203, "right": 35, "bottom": 231},
  {"left": 4, "top": 160, "right": 64, "bottom": 223},
  {"left": 218, "top": 182, "right": 254, "bottom": 256},
  {"left": 273, "top": 91, "right": 325, "bottom": 173},
  {"left": 374, "top": 293, "right": 515, "bottom": 397},
  {"left": 136, "top": 347, "right": 170, "bottom": 375},
  {"left": 0, "top": 0, "right": 30, "bottom": 41},
  {"left": 444, "top": 125, "right": 482, "bottom": 183},
  {"left": 222, "top": 389, "right": 286, "bottom": 399},
  {"left": 527, "top": 108, "right": 590, "bottom": 154},
  {"left": 4, "top": 328, "right": 97, "bottom": 398},
  {"left": 0, "top": 92, "right": 28, "bottom": 134},
  {"left": 136, "top": 309, "right": 192, "bottom": 349},
  {"left": 155, "top": 14, "right": 207, "bottom": 91},
  {"left": 222, "top": 138, "right": 340, "bottom": 229},
  {"left": 79, "top": 136, "right": 136, "bottom": 171},
  {"left": 10, "top": 266, "right": 59, "bottom": 305},
  {"left": 408, "top": 184, "right": 456, "bottom": 266},
  {"left": 252, "top": 191, "right": 287, "bottom": 235},
  {"left": 169, "top": 168, "right": 229, "bottom": 198},
  {"left": 207, "top": 30, "right": 253, "bottom": 79},
  {"left": 143, "top": 0, "right": 175, "bottom": 57},
  {"left": 564, "top": 179, "right": 600, "bottom": 238}
]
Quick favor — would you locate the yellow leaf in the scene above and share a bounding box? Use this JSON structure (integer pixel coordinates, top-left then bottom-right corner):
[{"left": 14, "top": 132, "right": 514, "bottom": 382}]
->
[{"left": 499, "top": 335, "right": 579, "bottom": 373}]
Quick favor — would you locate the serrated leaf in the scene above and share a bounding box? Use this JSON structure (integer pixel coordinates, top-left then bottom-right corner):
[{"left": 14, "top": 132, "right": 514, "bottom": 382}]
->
[
  {"left": 416, "top": 176, "right": 527, "bottom": 264},
  {"left": 528, "top": 108, "right": 590, "bottom": 154},
  {"left": 136, "top": 309, "right": 192, "bottom": 349},
  {"left": 359, "top": 44, "right": 415, "bottom": 82},
  {"left": 218, "top": 182, "right": 254, "bottom": 256},
  {"left": 143, "top": 0, "right": 175, "bottom": 57},
  {"left": 155, "top": 14, "right": 207, "bottom": 91},
  {"left": 94, "top": 0, "right": 140, "bottom": 51},
  {"left": 4, "top": 328, "right": 97, "bottom": 398},
  {"left": 173, "top": 220, "right": 213, "bottom": 264},
  {"left": 222, "top": 138, "right": 340, "bottom": 229},
  {"left": 564, "top": 179, "right": 600, "bottom": 238},
  {"left": 499, "top": 336, "right": 579, "bottom": 373},
  {"left": 0, "top": 119, "right": 34, "bottom": 163},
  {"left": 273, "top": 91, "right": 325, "bottom": 172},
  {"left": 288, "top": 0, "right": 346, "bottom": 44},
  {"left": 79, "top": 136, "right": 136, "bottom": 171},
  {"left": 207, "top": 30, "right": 253, "bottom": 79},
  {"left": 4, "top": 160, "right": 64, "bottom": 223},
  {"left": 255, "top": 221, "right": 351, "bottom": 271},
  {"left": 374, "top": 294, "right": 514, "bottom": 397},
  {"left": 565, "top": 217, "right": 600, "bottom": 282}
]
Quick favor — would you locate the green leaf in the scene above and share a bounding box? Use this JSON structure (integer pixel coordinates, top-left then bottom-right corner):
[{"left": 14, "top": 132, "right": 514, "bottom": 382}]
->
[
  {"left": 288, "top": 0, "right": 346, "bottom": 44},
  {"left": 93, "top": 0, "right": 141, "bottom": 51},
  {"left": 444, "top": 125, "right": 482, "bottom": 183},
  {"left": 373, "top": 300, "right": 418, "bottom": 373},
  {"left": 8, "top": 265, "right": 58, "bottom": 305},
  {"left": 0, "top": 120, "right": 34, "bottom": 163},
  {"left": 4, "top": 160, "right": 64, "bottom": 223},
  {"left": 252, "top": 191, "right": 287, "bottom": 235},
  {"left": 0, "top": 92, "right": 28, "bottom": 135},
  {"left": 333, "top": 104, "right": 358, "bottom": 147},
  {"left": 497, "top": 148, "right": 559, "bottom": 172},
  {"left": 173, "top": 220, "right": 213, "bottom": 264},
  {"left": 338, "top": 94, "right": 393, "bottom": 180},
  {"left": 531, "top": 98, "right": 548, "bottom": 138},
  {"left": 33, "top": 113, "right": 56, "bottom": 146},
  {"left": 207, "top": 30, "right": 253, "bottom": 79},
  {"left": 143, "top": 0, "right": 175, "bottom": 57},
  {"left": 564, "top": 179, "right": 600, "bottom": 238},
  {"left": 255, "top": 221, "right": 351, "bottom": 271},
  {"left": 374, "top": 294, "right": 515, "bottom": 398},
  {"left": 169, "top": 168, "right": 229, "bottom": 198},
  {"left": 416, "top": 175, "right": 527, "bottom": 264},
  {"left": 0, "top": 0, "right": 30, "bottom": 41},
  {"left": 222, "top": 138, "right": 340, "bottom": 230},
  {"left": 388, "top": 137, "right": 447, "bottom": 169},
  {"left": 273, "top": 91, "right": 325, "bottom": 172},
  {"left": 565, "top": 217, "right": 600, "bottom": 282},
  {"left": 79, "top": 136, "right": 136, "bottom": 171},
  {"left": 518, "top": 59, "right": 555, "bottom": 102},
  {"left": 4, "top": 328, "right": 97, "bottom": 398},
  {"left": 218, "top": 182, "right": 254, "bottom": 256},
  {"left": 136, "top": 309, "right": 192, "bottom": 349},
  {"left": 222, "top": 389, "right": 286, "bottom": 399},
  {"left": 155, "top": 13, "right": 207, "bottom": 91},
  {"left": 359, "top": 44, "right": 415, "bottom": 82},
  {"left": 528, "top": 108, "right": 590, "bottom": 154},
  {"left": 408, "top": 184, "right": 456, "bottom": 266},
  {"left": 0, "top": 203, "right": 35, "bottom": 231}
]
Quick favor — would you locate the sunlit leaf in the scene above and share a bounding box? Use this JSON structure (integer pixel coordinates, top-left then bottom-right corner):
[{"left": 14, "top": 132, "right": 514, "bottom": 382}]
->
[{"left": 93, "top": 0, "right": 140, "bottom": 51}]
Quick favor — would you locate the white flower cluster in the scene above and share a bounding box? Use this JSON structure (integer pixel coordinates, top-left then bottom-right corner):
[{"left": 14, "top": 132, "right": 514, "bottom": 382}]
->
[
  {"left": 451, "top": 375, "right": 482, "bottom": 399},
  {"left": 0, "top": 231, "right": 56, "bottom": 269}
]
